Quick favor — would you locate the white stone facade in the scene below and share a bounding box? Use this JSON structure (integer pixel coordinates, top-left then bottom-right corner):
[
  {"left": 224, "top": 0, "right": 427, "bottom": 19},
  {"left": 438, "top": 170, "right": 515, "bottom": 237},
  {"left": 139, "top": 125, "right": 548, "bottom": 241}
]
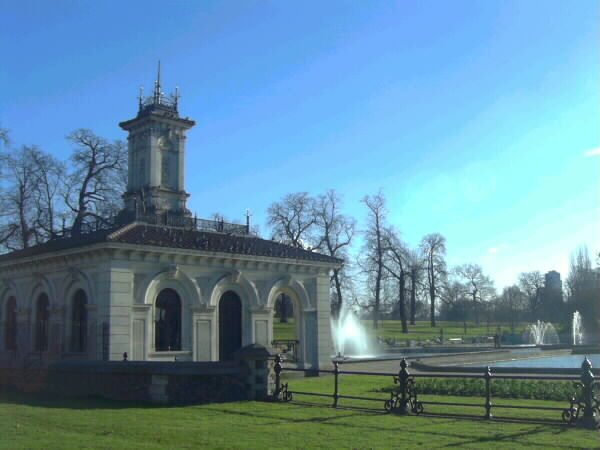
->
[{"left": 0, "top": 238, "right": 336, "bottom": 369}]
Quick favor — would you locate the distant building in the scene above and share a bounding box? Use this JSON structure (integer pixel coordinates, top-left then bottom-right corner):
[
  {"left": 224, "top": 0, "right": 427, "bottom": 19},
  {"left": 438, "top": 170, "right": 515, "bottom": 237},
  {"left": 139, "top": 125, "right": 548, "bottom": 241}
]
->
[
  {"left": 541, "top": 270, "right": 564, "bottom": 321},
  {"left": 544, "top": 271, "right": 562, "bottom": 292},
  {"left": 0, "top": 68, "right": 341, "bottom": 370}
]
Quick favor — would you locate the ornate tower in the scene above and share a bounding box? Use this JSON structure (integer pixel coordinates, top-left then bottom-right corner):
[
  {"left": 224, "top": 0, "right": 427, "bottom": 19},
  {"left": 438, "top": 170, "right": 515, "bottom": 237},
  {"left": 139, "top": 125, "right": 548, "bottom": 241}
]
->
[{"left": 119, "top": 64, "right": 195, "bottom": 217}]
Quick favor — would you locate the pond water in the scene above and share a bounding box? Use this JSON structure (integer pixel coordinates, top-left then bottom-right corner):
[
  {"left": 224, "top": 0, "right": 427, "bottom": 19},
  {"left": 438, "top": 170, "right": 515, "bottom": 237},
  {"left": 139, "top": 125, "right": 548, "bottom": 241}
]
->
[{"left": 488, "top": 354, "right": 600, "bottom": 369}]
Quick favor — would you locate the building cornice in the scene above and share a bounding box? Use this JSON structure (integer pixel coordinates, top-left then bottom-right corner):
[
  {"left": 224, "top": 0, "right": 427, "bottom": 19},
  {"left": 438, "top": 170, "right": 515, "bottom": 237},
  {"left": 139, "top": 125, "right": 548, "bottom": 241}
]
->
[{"left": 0, "top": 241, "right": 337, "bottom": 275}]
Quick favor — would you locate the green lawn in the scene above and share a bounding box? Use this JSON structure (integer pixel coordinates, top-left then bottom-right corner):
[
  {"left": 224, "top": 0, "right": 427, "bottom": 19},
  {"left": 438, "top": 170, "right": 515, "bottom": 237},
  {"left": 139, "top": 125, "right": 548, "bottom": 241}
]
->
[
  {"left": 273, "top": 319, "right": 527, "bottom": 343},
  {"left": 273, "top": 317, "right": 296, "bottom": 340},
  {"left": 1, "top": 375, "right": 598, "bottom": 449}
]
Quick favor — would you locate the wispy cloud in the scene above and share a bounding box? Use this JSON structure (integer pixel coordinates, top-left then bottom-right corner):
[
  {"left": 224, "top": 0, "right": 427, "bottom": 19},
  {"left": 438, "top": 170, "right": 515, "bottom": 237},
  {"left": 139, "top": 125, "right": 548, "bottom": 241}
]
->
[
  {"left": 488, "top": 243, "right": 507, "bottom": 254},
  {"left": 584, "top": 147, "right": 600, "bottom": 156}
]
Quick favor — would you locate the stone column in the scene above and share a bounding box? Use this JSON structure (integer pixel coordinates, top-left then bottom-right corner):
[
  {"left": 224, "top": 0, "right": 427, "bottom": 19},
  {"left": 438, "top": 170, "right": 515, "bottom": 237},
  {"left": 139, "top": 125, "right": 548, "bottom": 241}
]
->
[
  {"left": 315, "top": 273, "right": 334, "bottom": 370},
  {"left": 131, "top": 304, "right": 151, "bottom": 361},
  {"left": 48, "top": 306, "right": 65, "bottom": 359},
  {"left": 16, "top": 307, "right": 31, "bottom": 365},
  {"left": 85, "top": 304, "right": 98, "bottom": 360},
  {"left": 191, "top": 305, "right": 215, "bottom": 361},
  {"left": 250, "top": 306, "right": 273, "bottom": 347}
]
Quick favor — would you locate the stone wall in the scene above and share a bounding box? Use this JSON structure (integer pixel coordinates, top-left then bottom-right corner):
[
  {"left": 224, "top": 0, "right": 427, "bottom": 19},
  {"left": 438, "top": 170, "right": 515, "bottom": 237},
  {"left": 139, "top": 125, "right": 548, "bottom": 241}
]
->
[{"left": 0, "top": 344, "right": 277, "bottom": 405}]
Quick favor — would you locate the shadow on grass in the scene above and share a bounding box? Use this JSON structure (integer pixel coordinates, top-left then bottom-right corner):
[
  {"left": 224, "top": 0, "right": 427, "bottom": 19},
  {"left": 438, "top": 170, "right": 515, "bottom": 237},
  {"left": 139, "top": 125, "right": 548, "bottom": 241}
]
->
[
  {"left": 203, "top": 402, "right": 575, "bottom": 448},
  {"left": 281, "top": 399, "right": 573, "bottom": 429},
  {"left": 0, "top": 388, "right": 176, "bottom": 410}
]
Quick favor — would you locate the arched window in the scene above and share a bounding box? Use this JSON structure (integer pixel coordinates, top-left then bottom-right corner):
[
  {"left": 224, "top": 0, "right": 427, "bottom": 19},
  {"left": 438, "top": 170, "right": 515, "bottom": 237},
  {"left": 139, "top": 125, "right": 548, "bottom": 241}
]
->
[
  {"left": 5, "top": 297, "right": 17, "bottom": 351},
  {"left": 155, "top": 288, "right": 181, "bottom": 351},
  {"left": 71, "top": 289, "right": 87, "bottom": 352},
  {"left": 34, "top": 293, "right": 49, "bottom": 352}
]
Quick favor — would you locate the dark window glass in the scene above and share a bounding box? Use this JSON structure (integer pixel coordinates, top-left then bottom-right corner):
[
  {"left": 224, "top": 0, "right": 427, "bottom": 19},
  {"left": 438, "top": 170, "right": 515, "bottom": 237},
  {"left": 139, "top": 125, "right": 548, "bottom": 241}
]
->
[
  {"left": 5, "top": 297, "right": 17, "bottom": 351},
  {"left": 155, "top": 289, "right": 181, "bottom": 351},
  {"left": 34, "top": 294, "right": 49, "bottom": 352},
  {"left": 71, "top": 290, "right": 87, "bottom": 352}
]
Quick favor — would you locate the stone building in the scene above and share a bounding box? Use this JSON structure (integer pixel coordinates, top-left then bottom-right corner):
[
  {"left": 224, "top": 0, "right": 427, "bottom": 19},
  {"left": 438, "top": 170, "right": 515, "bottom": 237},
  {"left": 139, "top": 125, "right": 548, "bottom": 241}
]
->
[
  {"left": 541, "top": 270, "right": 564, "bottom": 322},
  {"left": 0, "top": 71, "right": 341, "bottom": 370}
]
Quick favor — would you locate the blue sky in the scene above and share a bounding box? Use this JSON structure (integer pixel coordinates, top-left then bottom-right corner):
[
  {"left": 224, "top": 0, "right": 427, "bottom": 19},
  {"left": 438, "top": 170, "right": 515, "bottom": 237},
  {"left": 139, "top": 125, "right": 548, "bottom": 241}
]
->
[{"left": 2, "top": 1, "right": 598, "bottom": 289}]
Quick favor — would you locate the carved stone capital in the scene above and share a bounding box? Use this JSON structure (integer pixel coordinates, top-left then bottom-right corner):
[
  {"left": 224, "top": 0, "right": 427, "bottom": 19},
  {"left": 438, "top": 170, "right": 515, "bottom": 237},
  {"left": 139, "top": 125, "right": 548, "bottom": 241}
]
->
[
  {"left": 191, "top": 304, "right": 215, "bottom": 314},
  {"left": 250, "top": 306, "right": 273, "bottom": 315}
]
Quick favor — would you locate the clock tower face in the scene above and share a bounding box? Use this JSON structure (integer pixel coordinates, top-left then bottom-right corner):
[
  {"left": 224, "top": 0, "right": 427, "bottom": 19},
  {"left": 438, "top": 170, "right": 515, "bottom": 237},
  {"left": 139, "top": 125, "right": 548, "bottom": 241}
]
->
[{"left": 157, "top": 134, "right": 174, "bottom": 151}]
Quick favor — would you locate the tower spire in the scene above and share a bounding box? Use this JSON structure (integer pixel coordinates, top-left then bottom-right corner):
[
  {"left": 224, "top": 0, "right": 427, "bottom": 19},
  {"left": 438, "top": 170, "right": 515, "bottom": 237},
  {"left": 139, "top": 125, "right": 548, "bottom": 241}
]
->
[{"left": 154, "top": 60, "right": 162, "bottom": 104}]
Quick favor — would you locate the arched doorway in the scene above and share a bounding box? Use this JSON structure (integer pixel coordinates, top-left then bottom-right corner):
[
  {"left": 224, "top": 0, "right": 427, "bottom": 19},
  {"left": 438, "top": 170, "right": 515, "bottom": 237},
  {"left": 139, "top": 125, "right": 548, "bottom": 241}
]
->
[
  {"left": 155, "top": 288, "right": 182, "bottom": 351},
  {"left": 219, "top": 291, "right": 242, "bottom": 361}
]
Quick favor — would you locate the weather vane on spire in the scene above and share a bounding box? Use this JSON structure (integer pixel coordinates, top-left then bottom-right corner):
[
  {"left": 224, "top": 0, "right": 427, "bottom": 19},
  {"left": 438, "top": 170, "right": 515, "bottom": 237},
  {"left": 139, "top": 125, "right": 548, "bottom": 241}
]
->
[{"left": 138, "top": 61, "right": 179, "bottom": 114}]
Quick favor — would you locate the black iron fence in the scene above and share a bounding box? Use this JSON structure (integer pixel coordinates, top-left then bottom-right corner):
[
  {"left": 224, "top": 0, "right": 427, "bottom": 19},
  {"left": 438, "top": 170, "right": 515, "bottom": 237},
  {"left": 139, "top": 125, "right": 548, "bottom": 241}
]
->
[{"left": 272, "top": 355, "right": 599, "bottom": 428}]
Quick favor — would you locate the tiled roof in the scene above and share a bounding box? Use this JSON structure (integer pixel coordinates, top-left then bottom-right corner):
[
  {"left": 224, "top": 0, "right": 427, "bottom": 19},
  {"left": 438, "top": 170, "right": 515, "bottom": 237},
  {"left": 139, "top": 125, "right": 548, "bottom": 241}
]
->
[{"left": 0, "top": 224, "right": 342, "bottom": 265}]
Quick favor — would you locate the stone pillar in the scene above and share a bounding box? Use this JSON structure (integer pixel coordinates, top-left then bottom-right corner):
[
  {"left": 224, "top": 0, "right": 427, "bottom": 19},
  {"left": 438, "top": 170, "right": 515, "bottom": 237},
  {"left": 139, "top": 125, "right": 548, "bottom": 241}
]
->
[
  {"left": 85, "top": 304, "right": 98, "bottom": 360},
  {"left": 191, "top": 305, "right": 215, "bottom": 361},
  {"left": 250, "top": 306, "right": 273, "bottom": 347},
  {"left": 234, "top": 343, "right": 275, "bottom": 400},
  {"left": 131, "top": 304, "right": 151, "bottom": 361},
  {"left": 48, "top": 306, "right": 64, "bottom": 359},
  {"left": 98, "top": 268, "right": 133, "bottom": 360},
  {"left": 16, "top": 307, "right": 31, "bottom": 366},
  {"left": 315, "top": 273, "right": 334, "bottom": 370}
]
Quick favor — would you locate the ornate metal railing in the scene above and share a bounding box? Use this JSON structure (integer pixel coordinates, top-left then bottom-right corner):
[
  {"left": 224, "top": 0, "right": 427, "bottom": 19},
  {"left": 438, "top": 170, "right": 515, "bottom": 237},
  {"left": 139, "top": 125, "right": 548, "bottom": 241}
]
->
[
  {"left": 271, "top": 340, "right": 300, "bottom": 362},
  {"left": 272, "top": 355, "right": 599, "bottom": 428},
  {"left": 51, "top": 210, "right": 250, "bottom": 240}
]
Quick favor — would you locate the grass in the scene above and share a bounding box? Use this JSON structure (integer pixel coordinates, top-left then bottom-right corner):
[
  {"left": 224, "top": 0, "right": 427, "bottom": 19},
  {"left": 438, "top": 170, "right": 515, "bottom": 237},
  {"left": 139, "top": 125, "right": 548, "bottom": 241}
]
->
[
  {"left": 361, "top": 320, "right": 527, "bottom": 343},
  {"left": 273, "top": 317, "right": 296, "bottom": 340},
  {"left": 1, "top": 375, "right": 598, "bottom": 449},
  {"left": 273, "top": 319, "right": 528, "bottom": 343}
]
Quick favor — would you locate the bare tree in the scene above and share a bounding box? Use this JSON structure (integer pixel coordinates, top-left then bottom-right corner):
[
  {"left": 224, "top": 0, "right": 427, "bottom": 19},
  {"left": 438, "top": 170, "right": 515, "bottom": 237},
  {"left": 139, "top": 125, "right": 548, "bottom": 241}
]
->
[
  {"left": 566, "top": 246, "right": 598, "bottom": 335},
  {"left": 0, "top": 146, "right": 41, "bottom": 249},
  {"left": 30, "top": 150, "right": 64, "bottom": 239},
  {"left": 0, "top": 127, "right": 9, "bottom": 147},
  {"left": 455, "top": 263, "right": 495, "bottom": 325},
  {"left": 267, "top": 192, "right": 317, "bottom": 249},
  {"left": 406, "top": 249, "right": 425, "bottom": 325},
  {"left": 63, "top": 129, "right": 127, "bottom": 235},
  {"left": 313, "top": 189, "right": 355, "bottom": 317},
  {"left": 419, "top": 233, "right": 447, "bottom": 327},
  {"left": 359, "top": 191, "right": 387, "bottom": 329},
  {"left": 499, "top": 285, "right": 525, "bottom": 333},
  {"left": 382, "top": 228, "right": 409, "bottom": 333},
  {"left": 518, "top": 271, "right": 544, "bottom": 320}
]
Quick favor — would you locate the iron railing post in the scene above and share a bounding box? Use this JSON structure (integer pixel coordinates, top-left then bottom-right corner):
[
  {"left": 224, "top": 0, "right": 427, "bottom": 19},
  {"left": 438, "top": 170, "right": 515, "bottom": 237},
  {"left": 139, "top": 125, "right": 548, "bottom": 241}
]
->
[
  {"left": 484, "top": 366, "right": 492, "bottom": 419},
  {"left": 577, "top": 357, "right": 599, "bottom": 428},
  {"left": 274, "top": 354, "right": 282, "bottom": 400},
  {"left": 333, "top": 361, "right": 340, "bottom": 408},
  {"left": 398, "top": 358, "right": 411, "bottom": 414}
]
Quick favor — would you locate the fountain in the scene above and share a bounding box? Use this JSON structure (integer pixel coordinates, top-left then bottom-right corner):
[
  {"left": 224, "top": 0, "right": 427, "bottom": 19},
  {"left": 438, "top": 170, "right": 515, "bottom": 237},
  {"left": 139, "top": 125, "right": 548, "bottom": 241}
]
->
[
  {"left": 572, "top": 311, "right": 584, "bottom": 345},
  {"left": 522, "top": 320, "right": 560, "bottom": 345},
  {"left": 331, "top": 305, "right": 374, "bottom": 358}
]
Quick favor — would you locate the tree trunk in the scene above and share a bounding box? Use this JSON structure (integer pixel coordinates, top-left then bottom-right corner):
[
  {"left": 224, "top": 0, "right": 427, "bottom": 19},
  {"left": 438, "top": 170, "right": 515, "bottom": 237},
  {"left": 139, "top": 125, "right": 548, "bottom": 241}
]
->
[
  {"left": 429, "top": 270, "right": 436, "bottom": 327},
  {"left": 373, "top": 269, "right": 381, "bottom": 329},
  {"left": 409, "top": 271, "right": 416, "bottom": 325},
  {"left": 333, "top": 269, "right": 343, "bottom": 319},
  {"left": 472, "top": 292, "right": 479, "bottom": 325},
  {"left": 399, "top": 272, "right": 408, "bottom": 333}
]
